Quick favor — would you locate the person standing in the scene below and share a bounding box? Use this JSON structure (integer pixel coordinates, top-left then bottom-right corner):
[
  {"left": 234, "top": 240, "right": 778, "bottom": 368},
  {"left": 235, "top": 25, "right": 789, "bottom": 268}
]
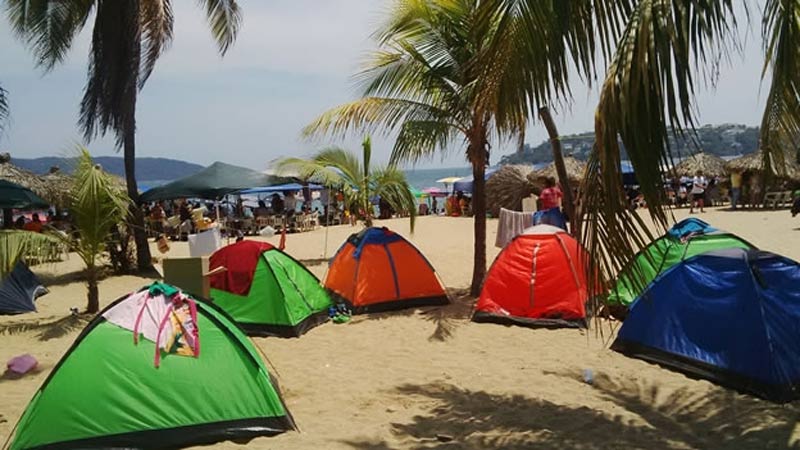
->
[
  {"left": 690, "top": 170, "right": 707, "bottom": 214},
  {"left": 730, "top": 169, "right": 742, "bottom": 209}
]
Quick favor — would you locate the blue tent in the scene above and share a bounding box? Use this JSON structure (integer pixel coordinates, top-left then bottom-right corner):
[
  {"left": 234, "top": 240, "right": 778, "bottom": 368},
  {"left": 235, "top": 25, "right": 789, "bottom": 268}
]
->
[
  {"left": 240, "top": 183, "right": 324, "bottom": 194},
  {"left": 620, "top": 161, "right": 637, "bottom": 186},
  {"left": 0, "top": 262, "right": 48, "bottom": 315},
  {"left": 666, "top": 217, "right": 719, "bottom": 239},
  {"left": 612, "top": 248, "right": 800, "bottom": 402},
  {"left": 452, "top": 168, "right": 498, "bottom": 194}
]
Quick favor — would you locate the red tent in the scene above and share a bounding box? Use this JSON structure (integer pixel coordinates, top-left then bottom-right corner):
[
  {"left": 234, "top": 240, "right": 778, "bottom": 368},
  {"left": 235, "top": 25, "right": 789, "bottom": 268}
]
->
[{"left": 473, "top": 225, "right": 590, "bottom": 328}]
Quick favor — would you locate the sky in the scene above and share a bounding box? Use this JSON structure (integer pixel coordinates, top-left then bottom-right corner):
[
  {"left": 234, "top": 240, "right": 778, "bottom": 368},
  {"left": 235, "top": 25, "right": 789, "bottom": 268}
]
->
[{"left": 0, "top": 0, "right": 770, "bottom": 170}]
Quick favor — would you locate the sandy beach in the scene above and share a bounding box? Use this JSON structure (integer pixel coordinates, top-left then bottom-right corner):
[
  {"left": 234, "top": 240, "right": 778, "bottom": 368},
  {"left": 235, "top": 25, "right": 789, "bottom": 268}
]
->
[{"left": 2, "top": 207, "right": 799, "bottom": 449}]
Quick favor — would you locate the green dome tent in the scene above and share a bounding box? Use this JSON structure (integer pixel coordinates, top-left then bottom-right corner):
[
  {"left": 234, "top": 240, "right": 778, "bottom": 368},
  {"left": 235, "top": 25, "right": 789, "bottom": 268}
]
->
[
  {"left": 8, "top": 283, "right": 295, "bottom": 450},
  {"left": 609, "top": 218, "right": 754, "bottom": 308},
  {"left": 209, "top": 241, "right": 332, "bottom": 337}
]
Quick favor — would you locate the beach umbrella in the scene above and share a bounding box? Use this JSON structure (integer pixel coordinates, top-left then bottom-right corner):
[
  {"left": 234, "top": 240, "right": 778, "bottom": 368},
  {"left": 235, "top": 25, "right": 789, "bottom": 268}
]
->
[
  {"left": 435, "top": 176, "right": 462, "bottom": 184},
  {"left": 485, "top": 165, "right": 535, "bottom": 216},
  {"left": 674, "top": 152, "right": 727, "bottom": 178},
  {"left": 527, "top": 156, "right": 586, "bottom": 187},
  {"left": 0, "top": 180, "right": 50, "bottom": 210},
  {"left": 422, "top": 187, "right": 447, "bottom": 197},
  {"left": 0, "top": 153, "right": 49, "bottom": 199},
  {"left": 725, "top": 151, "right": 800, "bottom": 180},
  {"left": 452, "top": 168, "right": 498, "bottom": 193}
]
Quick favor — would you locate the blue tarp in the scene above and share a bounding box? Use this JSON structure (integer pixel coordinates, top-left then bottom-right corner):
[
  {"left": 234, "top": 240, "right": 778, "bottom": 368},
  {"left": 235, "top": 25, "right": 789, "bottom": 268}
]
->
[
  {"left": 0, "top": 262, "right": 48, "bottom": 315},
  {"left": 666, "top": 218, "right": 718, "bottom": 239},
  {"left": 241, "top": 183, "right": 324, "bottom": 194},
  {"left": 613, "top": 248, "right": 800, "bottom": 402},
  {"left": 452, "top": 168, "right": 498, "bottom": 194}
]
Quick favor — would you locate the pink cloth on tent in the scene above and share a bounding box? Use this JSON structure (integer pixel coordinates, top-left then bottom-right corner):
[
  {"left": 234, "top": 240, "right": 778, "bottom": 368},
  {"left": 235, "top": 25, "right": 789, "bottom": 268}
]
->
[{"left": 103, "top": 289, "right": 199, "bottom": 367}]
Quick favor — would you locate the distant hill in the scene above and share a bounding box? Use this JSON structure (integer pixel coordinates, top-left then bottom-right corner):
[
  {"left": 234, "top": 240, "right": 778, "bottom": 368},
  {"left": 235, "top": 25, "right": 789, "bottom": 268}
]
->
[
  {"left": 10, "top": 156, "right": 205, "bottom": 182},
  {"left": 498, "top": 124, "right": 760, "bottom": 165}
]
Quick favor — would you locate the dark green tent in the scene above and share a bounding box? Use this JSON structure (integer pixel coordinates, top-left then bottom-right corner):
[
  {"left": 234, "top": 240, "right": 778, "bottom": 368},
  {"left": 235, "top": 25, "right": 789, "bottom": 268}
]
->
[
  {"left": 210, "top": 241, "right": 332, "bottom": 337},
  {"left": 140, "top": 161, "right": 286, "bottom": 202},
  {"left": 8, "top": 283, "right": 295, "bottom": 450},
  {"left": 609, "top": 220, "right": 754, "bottom": 308},
  {"left": 0, "top": 180, "right": 50, "bottom": 210}
]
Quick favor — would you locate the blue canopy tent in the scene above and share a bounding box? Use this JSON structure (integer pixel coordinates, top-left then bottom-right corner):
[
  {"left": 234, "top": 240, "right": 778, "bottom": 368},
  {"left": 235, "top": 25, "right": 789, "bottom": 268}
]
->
[
  {"left": 452, "top": 168, "right": 498, "bottom": 194},
  {"left": 612, "top": 248, "right": 800, "bottom": 402}
]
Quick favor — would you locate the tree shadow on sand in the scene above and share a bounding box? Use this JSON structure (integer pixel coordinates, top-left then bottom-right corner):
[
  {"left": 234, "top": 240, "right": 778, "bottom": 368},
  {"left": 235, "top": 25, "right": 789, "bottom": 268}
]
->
[
  {"left": 0, "top": 313, "right": 91, "bottom": 342},
  {"left": 346, "top": 288, "right": 475, "bottom": 342},
  {"left": 342, "top": 377, "right": 800, "bottom": 450}
]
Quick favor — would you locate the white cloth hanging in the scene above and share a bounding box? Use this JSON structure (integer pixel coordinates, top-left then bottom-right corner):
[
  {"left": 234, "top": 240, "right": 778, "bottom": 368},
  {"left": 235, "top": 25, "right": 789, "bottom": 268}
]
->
[{"left": 496, "top": 208, "right": 535, "bottom": 248}]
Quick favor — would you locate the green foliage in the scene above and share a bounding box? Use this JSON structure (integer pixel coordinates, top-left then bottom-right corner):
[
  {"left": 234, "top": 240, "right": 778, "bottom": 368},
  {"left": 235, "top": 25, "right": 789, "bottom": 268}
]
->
[
  {"left": 0, "top": 82, "right": 7, "bottom": 137},
  {"left": 276, "top": 137, "right": 417, "bottom": 231},
  {"left": 70, "top": 148, "right": 130, "bottom": 270},
  {"left": 69, "top": 148, "right": 130, "bottom": 312},
  {"left": 0, "top": 230, "right": 61, "bottom": 278}
]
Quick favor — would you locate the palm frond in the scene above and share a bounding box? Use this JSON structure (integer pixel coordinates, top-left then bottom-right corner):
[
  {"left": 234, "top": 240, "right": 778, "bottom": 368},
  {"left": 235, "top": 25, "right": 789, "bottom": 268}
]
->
[
  {"left": 5, "top": 0, "right": 94, "bottom": 70},
  {"left": 0, "top": 83, "right": 7, "bottom": 137},
  {"left": 0, "top": 230, "right": 62, "bottom": 278},
  {"left": 70, "top": 148, "right": 130, "bottom": 269},
  {"left": 198, "top": 0, "right": 242, "bottom": 55},
  {"left": 581, "top": 0, "right": 741, "bottom": 309},
  {"left": 140, "top": 0, "right": 174, "bottom": 85},
  {"left": 760, "top": 0, "right": 800, "bottom": 182},
  {"left": 78, "top": 0, "right": 141, "bottom": 144},
  {"left": 372, "top": 165, "right": 417, "bottom": 232},
  {"left": 303, "top": 97, "right": 462, "bottom": 140}
]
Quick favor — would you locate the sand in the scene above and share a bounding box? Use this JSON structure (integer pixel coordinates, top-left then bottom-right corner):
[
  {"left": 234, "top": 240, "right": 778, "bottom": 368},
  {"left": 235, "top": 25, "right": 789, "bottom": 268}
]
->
[{"left": 1, "top": 207, "right": 799, "bottom": 449}]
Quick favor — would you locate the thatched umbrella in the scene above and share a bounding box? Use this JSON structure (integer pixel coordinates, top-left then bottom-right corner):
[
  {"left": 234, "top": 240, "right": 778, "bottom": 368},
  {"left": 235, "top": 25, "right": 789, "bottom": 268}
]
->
[
  {"left": 0, "top": 153, "right": 49, "bottom": 198},
  {"left": 674, "top": 152, "right": 727, "bottom": 178},
  {"left": 726, "top": 151, "right": 800, "bottom": 180},
  {"left": 41, "top": 166, "right": 74, "bottom": 208},
  {"left": 485, "top": 165, "right": 536, "bottom": 216},
  {"left": 527, "top": 156, "right": 587, "bottom": 187}
]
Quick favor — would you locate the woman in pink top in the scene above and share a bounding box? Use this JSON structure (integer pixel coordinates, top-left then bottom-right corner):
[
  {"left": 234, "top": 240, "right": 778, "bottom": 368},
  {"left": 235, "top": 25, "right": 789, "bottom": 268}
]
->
[{"left": 539, "top": 177, "right": 563, "bottom": 210}]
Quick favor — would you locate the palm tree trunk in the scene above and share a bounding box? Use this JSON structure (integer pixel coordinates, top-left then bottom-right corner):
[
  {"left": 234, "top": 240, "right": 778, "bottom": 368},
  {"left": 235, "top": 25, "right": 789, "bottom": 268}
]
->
[
  {"left": 469, "top": 140, "right": 487, "bottom": 297},
  {"left": 120, "top": 3, "right": 152, "bottom": 272},
  {"left": 124, "top": 126, "right": 151, "bottom": 271},
  {"left": 86, "top": 266, "right": 99, "bottom": 313},
  {"left": 539, "top": 107, "right": 577, "bottom": 235}
]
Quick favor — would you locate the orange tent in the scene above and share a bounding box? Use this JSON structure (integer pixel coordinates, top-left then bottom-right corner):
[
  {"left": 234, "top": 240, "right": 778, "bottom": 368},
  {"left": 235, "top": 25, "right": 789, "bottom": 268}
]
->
[
  {"left": 325, "top": 227, "right": 449, "bottom": 313},
  {"left": 473, "top": 225, "right": 590, "bottom": 328}
]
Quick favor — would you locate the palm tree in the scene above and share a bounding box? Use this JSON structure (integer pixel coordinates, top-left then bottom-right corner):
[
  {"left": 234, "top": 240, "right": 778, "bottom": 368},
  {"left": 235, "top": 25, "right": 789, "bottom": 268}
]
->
[
  {"left": 69, "top": 149, "right": 130, "bottom": 313},
  {"left": 5, "top": 0, "right": 242, "bottom": 271},
  {"left": 0, "top": 83, "right": 7, "bottom": 135},
  {"left": 578, "top": 1, "right": 800, "bottom": 300},
  {"left": 276, "top": 136, "right": 417, "bottom": 230},
  {"left": 303, "top": 0, "right": 618, "bottom": 295}
]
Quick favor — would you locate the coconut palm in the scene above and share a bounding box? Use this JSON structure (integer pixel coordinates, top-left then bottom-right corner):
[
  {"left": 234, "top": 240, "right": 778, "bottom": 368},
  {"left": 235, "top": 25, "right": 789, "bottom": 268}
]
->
[
  {"left": 276, "top": 136, "right": 417, "bottom": 230},
  {"left": 5, "top": 0, "right": 242, "bottom": 271},
  {"left": 69, "top": 149, "right": 130, "bottom": 313},
  {"left": 579, "top": 1, "right": 800, "bottom": 303},
  {"left": 0, "top": 83, "right": 7, "bottom": 136},
  {"left": 304, "top": 0, "right": 621, "bottom": 295}
]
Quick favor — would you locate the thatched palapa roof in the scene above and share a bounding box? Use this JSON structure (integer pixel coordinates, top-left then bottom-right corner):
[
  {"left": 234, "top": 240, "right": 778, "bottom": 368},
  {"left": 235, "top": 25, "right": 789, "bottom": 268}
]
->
[
  {"left": 0, "top": 153, "right": 50, "bottom": 202},
  {"left": 725, "top": 151, "right": 800, "bottom": 180},
  {"left": 485, "top": 165, "right": 536, "bottom": 216},
  {"left": 41, "top": 166, "right": 74, "bottom": 207},
  {"left": 527, "top": 156, "right": 587, "bottom": 187},
  {"left": 674, "top": 152, "right": 727, "bottom": 178}
]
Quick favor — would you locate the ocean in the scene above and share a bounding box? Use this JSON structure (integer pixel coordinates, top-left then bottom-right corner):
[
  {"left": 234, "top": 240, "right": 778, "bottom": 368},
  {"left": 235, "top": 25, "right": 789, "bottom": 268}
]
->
[{"left": 403, "top": 167, "right": 472, "bottom": 190}]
